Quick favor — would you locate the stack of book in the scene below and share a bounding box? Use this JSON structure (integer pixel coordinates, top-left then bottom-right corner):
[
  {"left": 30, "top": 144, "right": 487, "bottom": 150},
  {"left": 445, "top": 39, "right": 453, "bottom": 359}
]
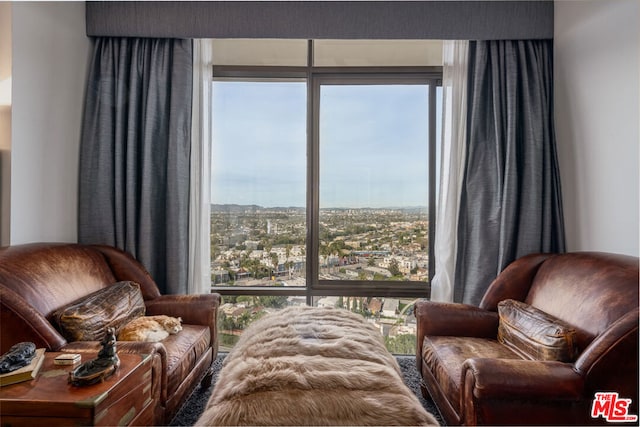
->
[{"left": 0, "top": 348, "right": 46, "bottom": 387}]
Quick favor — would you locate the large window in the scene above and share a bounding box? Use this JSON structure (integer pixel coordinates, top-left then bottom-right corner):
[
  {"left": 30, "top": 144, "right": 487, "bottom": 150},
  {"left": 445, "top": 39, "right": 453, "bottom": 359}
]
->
[
  {"left": 210, "top": 40, "right": 442, "bottom": 354},
  {"left": 317, "top": 82, "right": 430, "bottom": 284},
  {"left": 211, "top": 81, "right": 307, "bottom": 287}
]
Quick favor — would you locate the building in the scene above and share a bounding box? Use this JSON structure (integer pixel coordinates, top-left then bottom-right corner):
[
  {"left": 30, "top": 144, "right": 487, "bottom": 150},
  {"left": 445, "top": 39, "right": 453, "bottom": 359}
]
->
[{"left": 382, "top": 298, "right": 400, "bottom": 317}]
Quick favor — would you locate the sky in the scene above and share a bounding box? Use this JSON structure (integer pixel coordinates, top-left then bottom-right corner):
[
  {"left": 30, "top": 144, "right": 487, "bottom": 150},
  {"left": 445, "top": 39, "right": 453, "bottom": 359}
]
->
[{"left": 211, "top": 81, "right": 437, "bottom": 208}]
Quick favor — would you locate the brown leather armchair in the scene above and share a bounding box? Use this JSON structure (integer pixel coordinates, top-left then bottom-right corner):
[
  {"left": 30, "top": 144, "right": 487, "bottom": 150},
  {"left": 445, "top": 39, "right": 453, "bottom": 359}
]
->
[
  {"left": 416, "top": 252, "right": 639, "bottom": 426},
  {"left": 0, "top": 243, "right": 220, "bottom": 425}
]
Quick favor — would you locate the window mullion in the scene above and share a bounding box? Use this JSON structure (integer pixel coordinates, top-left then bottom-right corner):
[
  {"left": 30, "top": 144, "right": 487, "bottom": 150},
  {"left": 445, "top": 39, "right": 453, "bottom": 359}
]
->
[
  {"left": 428, "top": 80, "right": 437, "bottom": 286},
  {"left": 306, "top": 42, "right": 319, "bottom": 305}
]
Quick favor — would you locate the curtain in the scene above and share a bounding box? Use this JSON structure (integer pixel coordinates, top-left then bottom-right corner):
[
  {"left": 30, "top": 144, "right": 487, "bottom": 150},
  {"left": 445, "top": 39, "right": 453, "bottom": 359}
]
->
[
  {"left": 430, "top": 40, "right": 469, "bottom": 303},
  {"left": 188, "top": 39, "right": 213, "bottom": 295},
  {"left": 78, "top": 37, "right": 193, "bottom": 295},
  {"left": 454, "top": 39, "right": 565, "bottom": 305}
]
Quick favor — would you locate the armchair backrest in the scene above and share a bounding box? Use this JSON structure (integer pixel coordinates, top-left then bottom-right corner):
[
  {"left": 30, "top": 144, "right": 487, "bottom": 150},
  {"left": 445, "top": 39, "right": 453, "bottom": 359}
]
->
[
  {"left": 0, "top": 243, "right": 116, "bottom": 318},
  {"left": 524, "top": 252, "right": 638, "bottom": 351},
  {"left": 0, "top": 243, "right": 163, "bottom": 353},
  {"left": 481, "top": 252, "right": 638, "bottom": 352}
]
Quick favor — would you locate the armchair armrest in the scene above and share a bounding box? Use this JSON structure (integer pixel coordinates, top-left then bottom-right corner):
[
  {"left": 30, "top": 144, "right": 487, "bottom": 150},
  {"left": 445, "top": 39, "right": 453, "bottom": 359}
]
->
[
  {"left": 415, "top": 301, "right": 498, "bottom": 337},
  {"left": 145, "top": 293, "right": 221, "bottom": 325},
  {"left": 575, "top": 309, "right": 638, "bottom": 397},
  {"left": 415, "top": 301, "right": 498, "bottom": 374},
  {"left": 462, "top": 358, "right": 584, "bottom": 400},
  {"left": 461, "top": 358, "right": 585, "bottom": 425},
  {"left": 0, "top": 287, "right": 67, "bottom": 352},
  {"left": 145, "top": 293, "right": 221, "bottom": 347}
]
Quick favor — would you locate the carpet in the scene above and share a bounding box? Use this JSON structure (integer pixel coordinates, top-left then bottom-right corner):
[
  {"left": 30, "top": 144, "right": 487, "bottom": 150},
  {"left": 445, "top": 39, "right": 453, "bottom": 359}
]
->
[{"left": 169, "top": 354, "right": 444, "bottom": 426}]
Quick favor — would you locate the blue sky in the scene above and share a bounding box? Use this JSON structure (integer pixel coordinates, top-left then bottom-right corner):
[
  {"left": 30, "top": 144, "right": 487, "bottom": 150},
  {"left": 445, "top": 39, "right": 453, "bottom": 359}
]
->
[{"left": 212, "top": 81, "right": 433, "bottom": 208}]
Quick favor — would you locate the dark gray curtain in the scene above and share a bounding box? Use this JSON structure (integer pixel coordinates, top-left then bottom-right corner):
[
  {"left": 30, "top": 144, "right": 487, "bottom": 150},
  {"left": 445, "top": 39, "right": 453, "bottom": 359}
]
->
[
  {"left": 454, "top": 40, "right": 565, "bottom": 305},
  {"left": 78, "top": 38, "right": 192, "bottom": 295}
]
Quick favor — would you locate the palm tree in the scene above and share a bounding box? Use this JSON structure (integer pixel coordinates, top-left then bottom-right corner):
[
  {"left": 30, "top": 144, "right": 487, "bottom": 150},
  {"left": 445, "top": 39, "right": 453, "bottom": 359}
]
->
[
  {"left": 270, "top": 252, "right": 279, "bottom": 279},
  {"left": 285, "top": 261, "right": 294, "bottom": 279},
  {"left": 319, "top": 244, "right": 330, "bottom": 273}
]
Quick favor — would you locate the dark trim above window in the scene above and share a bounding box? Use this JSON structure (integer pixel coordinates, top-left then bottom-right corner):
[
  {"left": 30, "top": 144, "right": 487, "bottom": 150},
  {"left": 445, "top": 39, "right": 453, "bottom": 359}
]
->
[{"left": 86, "top": 1, "right": 553, "bottom": 40}]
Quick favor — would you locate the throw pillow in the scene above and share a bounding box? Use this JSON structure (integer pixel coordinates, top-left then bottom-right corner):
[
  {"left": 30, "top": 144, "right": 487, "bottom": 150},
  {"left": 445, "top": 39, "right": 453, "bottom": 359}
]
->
[
  {"left": 497, "top": 299, "right": 578, "bottom": 362},
  {"left": 51, "top": 281, "right": 145, "bottom": 342}
]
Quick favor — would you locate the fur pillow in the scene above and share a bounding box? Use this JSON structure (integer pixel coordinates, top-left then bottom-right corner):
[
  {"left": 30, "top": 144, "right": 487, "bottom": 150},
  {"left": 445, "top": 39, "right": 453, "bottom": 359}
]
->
[
  {"left": 498, "top": 299, "right": 578, "bottom": 362},
  {"left": 51, "top": 281, "right": 145, "bottom": 342}
]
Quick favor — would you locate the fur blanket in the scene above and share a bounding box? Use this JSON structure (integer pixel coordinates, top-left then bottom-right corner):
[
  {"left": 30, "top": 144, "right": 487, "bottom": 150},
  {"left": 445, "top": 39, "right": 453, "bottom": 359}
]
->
[{"left": 197, "top": 306, "right": 439, "bottom": 426}]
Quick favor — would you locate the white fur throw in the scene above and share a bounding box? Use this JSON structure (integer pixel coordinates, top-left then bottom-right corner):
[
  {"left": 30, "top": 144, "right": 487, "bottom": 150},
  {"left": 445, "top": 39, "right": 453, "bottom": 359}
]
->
[{"left": 197, "top": 306, "right": 439, "bottom": 426}]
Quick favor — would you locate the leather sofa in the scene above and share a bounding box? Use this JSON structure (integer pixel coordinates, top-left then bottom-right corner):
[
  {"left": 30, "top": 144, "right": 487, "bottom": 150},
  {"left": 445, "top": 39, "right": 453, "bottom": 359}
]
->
[
  {"left": 416, "top": 252, "right": 639, "bottom": 425},
  {"left": 0, "top": 243, "right": 221, "bottom": 425}
]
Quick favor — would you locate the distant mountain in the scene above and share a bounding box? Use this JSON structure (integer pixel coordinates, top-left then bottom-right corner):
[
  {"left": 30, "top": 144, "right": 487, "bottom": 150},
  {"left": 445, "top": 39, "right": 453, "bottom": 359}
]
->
[
  {"left": 211, "top": 204, "right": 261, "bottom": 213},
  {"left": 211, "top": 204, "right": 426, "bottom": 214},
  {"left": 211, "top": 204, "right": 305, "bottom": 214}
]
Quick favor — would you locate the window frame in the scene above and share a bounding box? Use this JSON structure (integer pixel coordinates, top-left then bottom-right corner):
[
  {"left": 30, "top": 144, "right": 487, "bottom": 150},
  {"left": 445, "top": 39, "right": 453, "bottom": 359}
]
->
[{"left": 211, "top": 49, "right": 442, "bottom": 304}]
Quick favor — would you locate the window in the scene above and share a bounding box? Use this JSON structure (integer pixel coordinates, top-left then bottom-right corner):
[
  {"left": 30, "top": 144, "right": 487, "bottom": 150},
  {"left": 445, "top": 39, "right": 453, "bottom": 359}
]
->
[
  {"left": 211, "top": 81, "right": 307, "bottom": 287},
  {"left": 317, "top": 82, "right": 430, "bottom": 284},
  {"left": 211, "top": 40, "right": 442, "bottom": 354}
]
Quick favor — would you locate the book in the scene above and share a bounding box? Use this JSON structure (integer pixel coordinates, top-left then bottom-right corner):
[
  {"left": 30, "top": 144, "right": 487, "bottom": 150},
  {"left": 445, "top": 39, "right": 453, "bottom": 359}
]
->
[
  {"left": 0, "top": 348, "right": 46, "bottom": 387},
  {"left": 54, "top": 353, "right": 81, "bottom": 365}
]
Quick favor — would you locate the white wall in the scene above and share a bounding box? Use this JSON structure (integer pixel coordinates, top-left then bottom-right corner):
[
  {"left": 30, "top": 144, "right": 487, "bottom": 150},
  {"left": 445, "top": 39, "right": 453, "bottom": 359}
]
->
[
  {"left": 10, "top": 2, "right": 90, "bottom": 244},
  {"left": 0, "top": 2, "right": 12, "bottom": 245},
  {"left": 555, "top": 0, "right": 639, "bottom": 256}
]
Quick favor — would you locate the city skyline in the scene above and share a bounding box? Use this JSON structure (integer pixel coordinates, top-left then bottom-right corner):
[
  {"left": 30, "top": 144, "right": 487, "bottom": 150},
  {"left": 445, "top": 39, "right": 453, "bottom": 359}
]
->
[
  {"left": 211, "top": 81, "right": 436, "bottom": 209},
  {"left": 211, "top": 203, "right": 428, "bottom": 210}
]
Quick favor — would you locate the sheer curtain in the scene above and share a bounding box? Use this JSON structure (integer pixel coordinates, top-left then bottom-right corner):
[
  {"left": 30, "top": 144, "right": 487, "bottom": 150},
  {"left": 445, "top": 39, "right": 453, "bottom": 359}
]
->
[
  {"left": 430, "top": 40, "right": 469, "bottom": 303},
  {"left": 454, "top": 40, "right": 565, "bottom": 305},
  {"left": 78, "top": 38, "right": 193, "bottom": 295},
  {"left": 188, "top": 39, "right": 214, "bottom": 295}
]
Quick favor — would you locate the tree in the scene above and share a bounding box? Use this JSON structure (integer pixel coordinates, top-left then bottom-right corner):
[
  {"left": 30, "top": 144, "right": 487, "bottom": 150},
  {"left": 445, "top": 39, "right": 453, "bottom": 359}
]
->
[
  {"left": 270, "top": 253, "right": 279, "bottom": 277},
  {"left": 319, "top": 244, "right": 330, "bottom": 271},
  {"left": 388, "top": 259, "right": 402, "bottom": 277},
  {"left": 220, "top": 295, "right": 236, "bottom": 305},
  {"left": 220, "top": 315, "right": 234, "bottom": 331},
  {"left": 257, "top": 295, "right": 288, "bottom": 309},
  {"left": 285, "top": 261, "right": 294, "bottom": 278},
  {"left": 384, "top": 334, "right": 416, "bottom": 355},
  {"left": 373, "top": 273, "right": 386, "bottom": 281},
  {"left": 236, "top": 295, "right": 254, "bottom": 306}
]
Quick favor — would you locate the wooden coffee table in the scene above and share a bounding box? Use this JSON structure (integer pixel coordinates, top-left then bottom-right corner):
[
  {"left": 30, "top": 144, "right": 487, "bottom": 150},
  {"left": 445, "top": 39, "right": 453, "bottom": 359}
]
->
[{"left": 0, "top": 352, "right": 154, "bottom": 426}]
